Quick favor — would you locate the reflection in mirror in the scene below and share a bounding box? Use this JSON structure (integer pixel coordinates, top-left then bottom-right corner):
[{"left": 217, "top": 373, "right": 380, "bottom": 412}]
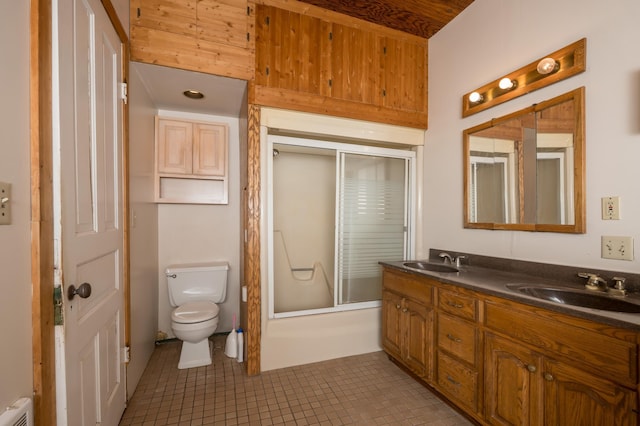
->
[{"left": 464, "top": 87, "right": 585, "bottom": 233}]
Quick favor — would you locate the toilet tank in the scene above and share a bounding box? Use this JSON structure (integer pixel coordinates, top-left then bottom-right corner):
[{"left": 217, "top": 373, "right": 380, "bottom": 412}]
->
[{"left": 166, "top": 261, "right": 229, "bottom": 307}]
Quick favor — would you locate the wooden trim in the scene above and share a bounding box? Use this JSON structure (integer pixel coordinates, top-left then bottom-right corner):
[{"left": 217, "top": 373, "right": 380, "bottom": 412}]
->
[
  {"left": 250, "top": 84, "right": 428, "bottom": 129},
  {"left": 30, "top": 1, "right": 56, "bottom": 424},
  {"left": 245, "top": 104, "right": 262, "bottom": 375}
]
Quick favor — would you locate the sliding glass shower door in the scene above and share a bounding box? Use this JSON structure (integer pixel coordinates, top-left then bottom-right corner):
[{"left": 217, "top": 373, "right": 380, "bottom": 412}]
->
[
  {"left": 269, "top": 135, "right": 414, "bottom": 317},
  {"left": 338, "top": 153, "right": 409, "bottom": 305}
]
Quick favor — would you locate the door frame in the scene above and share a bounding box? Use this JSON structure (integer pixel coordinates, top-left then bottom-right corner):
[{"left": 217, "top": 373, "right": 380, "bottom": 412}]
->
[{"left": 30, "top": 1, "right": 130, "bottom": 424}]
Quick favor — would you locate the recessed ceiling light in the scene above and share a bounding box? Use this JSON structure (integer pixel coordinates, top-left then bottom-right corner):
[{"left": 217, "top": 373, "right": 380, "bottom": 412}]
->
[{"left": 183, "top": 90, "right": 204, "bottom": 100}]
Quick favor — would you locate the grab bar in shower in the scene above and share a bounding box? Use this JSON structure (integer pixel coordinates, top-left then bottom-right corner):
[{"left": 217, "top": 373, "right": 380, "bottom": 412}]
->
[{"left": 291, "top": 268, "right": 314, "bottom": 272}]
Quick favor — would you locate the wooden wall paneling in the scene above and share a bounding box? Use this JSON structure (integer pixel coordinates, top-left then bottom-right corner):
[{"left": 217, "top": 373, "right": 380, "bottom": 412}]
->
[
  {"left": 381, "top": 36, "right": 428, "bottom": 114},
  {"left": 130, "top": 0, "right": 197, "bottom": 36},
  {"left": 252, "top": 0, "right": 428, "bottom": 128},
  {"left": 330, "top": 24, "right": 380, "bottom": 105},
  {"left": 381, "top": 36, "right": 401, "bottom": 110},
  {"left": 130, "top": 25, "right": 254, "bottom": 79},
  {"left": 251, "top": 83, "right": 427, "bottom": 128},
  {"left": 255, "top": 4, "right": 327, "bottom": 96},
  {"left": 254, "top": 4, "right": 272, "bottom": 86},
  {"left": 197, "top": 0, "right": 251, "bottom": 49},
  {"left": 408, "top": 39, "right": 428, "bottom": 114},
  {"left": 130, "top": 0, "right": 255, "bottom": 80},
  {"left": 244, "top": 104, "right": 261, "bottom": 376}
]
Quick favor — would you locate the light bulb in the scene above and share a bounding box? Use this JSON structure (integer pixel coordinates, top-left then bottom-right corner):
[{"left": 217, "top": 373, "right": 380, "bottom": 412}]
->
[
  {"left": 499, "top": 78, "right": 515, "bottom": 90},
  {"left": 469, "top": 92, "right": 483, "bottom": 103},
  {"left": 537, "top": 57, "right": 559, "bottom": 75}
]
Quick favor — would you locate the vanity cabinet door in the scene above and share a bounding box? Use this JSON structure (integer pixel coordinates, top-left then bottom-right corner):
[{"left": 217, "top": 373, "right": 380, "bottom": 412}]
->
[
  {"left": 403, "top": 298, "right": 432, "bottom": 379},
  {"left": 543, "top": 359, "right": 637, "bottom": 426},
  {"left": 381, "top": 289, "right": 403, "bottom": 360},
  {"left": 484, "top": 333, "right": 543, "bottom": 426},
  {"left": 381, "top": 289, "right": 432, "bottom": 379}
]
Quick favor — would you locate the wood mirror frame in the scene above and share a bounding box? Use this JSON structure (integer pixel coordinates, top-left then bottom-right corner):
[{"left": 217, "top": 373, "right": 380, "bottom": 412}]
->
[{"left": 463, "top": 87, "right": 585, "bottom": 233}]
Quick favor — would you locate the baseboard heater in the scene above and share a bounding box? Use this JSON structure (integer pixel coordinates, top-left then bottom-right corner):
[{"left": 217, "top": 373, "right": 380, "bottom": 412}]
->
[{"left": 0, "top": 398, "right": 33, "bottom": 426}]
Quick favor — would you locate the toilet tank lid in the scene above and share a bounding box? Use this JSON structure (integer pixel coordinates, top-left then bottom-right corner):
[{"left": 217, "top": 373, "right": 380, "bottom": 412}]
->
[{"left": 166, "top": 261, "right": 229, "bottom": 274}]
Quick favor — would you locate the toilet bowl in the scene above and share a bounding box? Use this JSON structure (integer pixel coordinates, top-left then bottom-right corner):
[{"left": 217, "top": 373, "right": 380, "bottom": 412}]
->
[
  {"left": 171, "top": 301, "right": 220, "bottom": 369},
  {"left": 166, "top": 262, "right": 229, "bottom": 369}
]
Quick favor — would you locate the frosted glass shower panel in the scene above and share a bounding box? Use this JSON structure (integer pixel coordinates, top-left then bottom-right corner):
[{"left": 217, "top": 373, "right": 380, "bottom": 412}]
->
[{"left": 338, "top": 154, "right": 408, "bottom": 304}]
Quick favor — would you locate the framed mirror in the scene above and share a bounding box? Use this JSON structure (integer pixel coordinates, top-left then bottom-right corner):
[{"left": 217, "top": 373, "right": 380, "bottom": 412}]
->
[{"left": 463, "top": 87, "right": 585, "bottom": 233}]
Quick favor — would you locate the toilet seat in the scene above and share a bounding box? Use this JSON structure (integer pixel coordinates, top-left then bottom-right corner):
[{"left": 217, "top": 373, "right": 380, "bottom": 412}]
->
[{"left": 172, "top": 301, "right": 220, "bottom": 324}]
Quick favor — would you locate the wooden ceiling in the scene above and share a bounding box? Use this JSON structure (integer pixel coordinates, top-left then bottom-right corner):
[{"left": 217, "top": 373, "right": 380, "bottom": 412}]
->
[{"left": 296, "top": 0, "right": 475, "bottom": 39}]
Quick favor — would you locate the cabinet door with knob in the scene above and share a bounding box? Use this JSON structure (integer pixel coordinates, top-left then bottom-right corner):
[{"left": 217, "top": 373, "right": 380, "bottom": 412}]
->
[
  {"left": 543, "top": 359, "right": 636, "bottom": 426},
  {"left": 484, "top": 332, "right": 543, "bottom": 426},
  {"left": 381, "top": 270, "right": 433, "bottom": 380},
  {"left": 485, "top": 332, "right": 637, "bottom": 426}
]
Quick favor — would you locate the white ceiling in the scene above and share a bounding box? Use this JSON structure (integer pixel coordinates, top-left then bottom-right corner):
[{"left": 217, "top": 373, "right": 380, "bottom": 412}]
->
[{"left": 131, "top": 62, "right": 248, "bottom": 117}]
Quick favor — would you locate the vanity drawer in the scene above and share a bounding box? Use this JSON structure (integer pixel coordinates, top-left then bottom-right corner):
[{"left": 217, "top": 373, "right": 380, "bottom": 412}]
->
[
  {"left": 438, "top": 289, "right": 477, "bottom": 321},
  {"left": 383, "top": 269, "right": 433, "bottom": 306},
  {"left": 437, "top": 313, "right": 477, "bottom": 366},
  {"left": 437, "top": 351, "right": 478, "bottom": 413}
]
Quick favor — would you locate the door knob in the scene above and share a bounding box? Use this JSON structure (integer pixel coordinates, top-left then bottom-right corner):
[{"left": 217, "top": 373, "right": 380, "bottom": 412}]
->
[{"left": 68, "top": 282, "right": 92, "bottom": 300}]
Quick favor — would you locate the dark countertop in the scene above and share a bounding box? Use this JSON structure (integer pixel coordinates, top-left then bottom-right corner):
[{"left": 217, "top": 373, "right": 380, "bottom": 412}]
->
[{"left": 381, "top": 259, "right": 640, "bottom": 331}]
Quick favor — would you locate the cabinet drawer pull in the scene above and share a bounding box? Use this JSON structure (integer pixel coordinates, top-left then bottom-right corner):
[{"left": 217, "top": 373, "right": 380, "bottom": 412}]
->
[
  {"left": 526, "top": 364, "right": 537, "bottom": 373},
  {"left": 446, "top": 301, "right": 464, "bottom": 309},
  {"left": 543, "top": 373, "right": 554, "bottom": 382},
  {"left": 395, "top": 304, "right": 401, "bottom": 310},
  {"left": 402, "top": 308, "right": 408, "bottom": 313},
  {"left": 446, "top": 375, "right": 461, "bottom": 387},
  {"left": 446, "top": 333, "right": 462, "bottom": 343}
]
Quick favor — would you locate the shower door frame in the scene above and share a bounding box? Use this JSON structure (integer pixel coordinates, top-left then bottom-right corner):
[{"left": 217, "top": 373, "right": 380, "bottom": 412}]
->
[{"left": 267, "top": 134, "right": 416, "bottom": 319}]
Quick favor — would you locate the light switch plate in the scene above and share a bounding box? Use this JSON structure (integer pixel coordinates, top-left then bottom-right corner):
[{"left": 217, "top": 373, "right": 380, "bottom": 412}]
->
[
  {"left": 0, "top": 182, "right": 11, "bottom": 225},
  {"left": 601, "top": 236, "right": 634, "bottom": 260}
]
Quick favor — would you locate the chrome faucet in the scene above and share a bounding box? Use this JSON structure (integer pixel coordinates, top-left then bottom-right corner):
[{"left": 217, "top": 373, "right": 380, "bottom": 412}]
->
[
  {"left": 439, "top": 253, "right": 466, "bottom": 268},
  {"left": 439, "top": 252, "right": 454, "bottom": 265}
]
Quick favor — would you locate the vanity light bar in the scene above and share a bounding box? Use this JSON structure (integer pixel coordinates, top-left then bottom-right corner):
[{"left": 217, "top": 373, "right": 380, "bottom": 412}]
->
[{"left": 462, "top": 38, "right": 586, "bottom": 117}]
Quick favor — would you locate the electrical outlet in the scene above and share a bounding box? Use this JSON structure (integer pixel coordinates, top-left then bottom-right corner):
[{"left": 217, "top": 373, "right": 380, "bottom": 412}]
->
[
  {"left": 602, "top": 196, "right": 620, "bottom": 220},
  {"left": 601, "top": 236, "right": 634, "bottom": 260}
]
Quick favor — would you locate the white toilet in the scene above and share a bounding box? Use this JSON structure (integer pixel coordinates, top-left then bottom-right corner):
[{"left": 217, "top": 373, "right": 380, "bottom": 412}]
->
[{"left": 166, "top": 262, "right": 229, "bottom": 369}]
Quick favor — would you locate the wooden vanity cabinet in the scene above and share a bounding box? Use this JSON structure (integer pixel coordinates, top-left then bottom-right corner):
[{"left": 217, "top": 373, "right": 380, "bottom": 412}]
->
[
  {"left": 381, "top": 266, "right": 640, "bottom": 426},
  {"left": 483, "top": 298, "right": 638, "bottom": 426},
  {"left": 382, "top": 269, "right": 434, "bottom": 379}
]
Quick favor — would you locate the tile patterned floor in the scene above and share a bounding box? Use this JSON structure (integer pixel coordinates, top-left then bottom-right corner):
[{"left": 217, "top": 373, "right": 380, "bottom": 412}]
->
[{"left": 119, "top": 334, "right": 472, "bottom": 426}]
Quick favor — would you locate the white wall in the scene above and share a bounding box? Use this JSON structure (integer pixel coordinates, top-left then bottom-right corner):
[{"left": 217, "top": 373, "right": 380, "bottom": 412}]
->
[
  {"left": 425, "top": 0, "right": 640, "bottom": 273},
  {"left": 157, "top": 111, "right": 242, "bottom": 337},
  {"left": 0, "top": 1, "right": 33, "bottom": 410},
  {"left": 126, "top": 66, "right": 159, "bottom": 396}
]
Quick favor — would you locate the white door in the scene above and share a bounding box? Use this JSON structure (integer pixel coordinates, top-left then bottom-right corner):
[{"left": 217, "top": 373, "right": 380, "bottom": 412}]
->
[{"left": 54, "top": 0, "right": 126, "bottom": 424}]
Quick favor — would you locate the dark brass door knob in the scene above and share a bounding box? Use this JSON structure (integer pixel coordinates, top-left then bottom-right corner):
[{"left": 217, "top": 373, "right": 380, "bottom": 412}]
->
[{"left": 68, "top": 282, "right": 92, "bottom": 300}]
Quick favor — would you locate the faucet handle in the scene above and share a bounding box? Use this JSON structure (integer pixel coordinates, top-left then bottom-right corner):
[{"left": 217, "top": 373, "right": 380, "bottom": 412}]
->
[
  {"left": 578, "top": 272, "right": 606, "bottom": 291},
  {"left": 612, "top": 277, "right": 626, "bottom": 290},
  {"left": 609, "top": 277, "right": 627, "bottom": 297},
  {"left": 454, "top": 255, "right": 467, "bottom": 267}
]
